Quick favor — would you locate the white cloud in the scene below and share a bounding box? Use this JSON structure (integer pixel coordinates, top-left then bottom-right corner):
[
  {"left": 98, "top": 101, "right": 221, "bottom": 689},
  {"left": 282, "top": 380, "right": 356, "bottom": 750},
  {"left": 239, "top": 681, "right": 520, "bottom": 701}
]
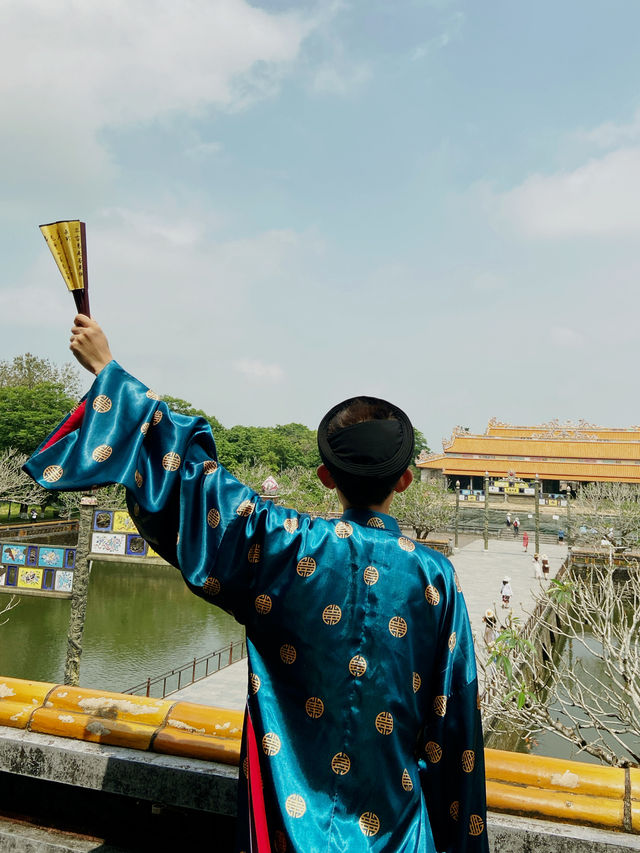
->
[
  {"left": 549, "top": 326, "right": 584, "bottom": 349},
  {"left": 312, "top": 61, "right": 371, "bottom": 95},
  {"left": 577, "top": 110, "right": 640, "bottom": 150},
  {"left": 0, "top": 0, "right": 319, "bottom": 201},
  {"left": 411, "top": 10, "right": 465, "bottom": 60},
  {"left": 491, "top": 147, "right": 640, "bottom": 239},
  {"left": 234, "top": 359, "right": 284, "bottom": 382}
]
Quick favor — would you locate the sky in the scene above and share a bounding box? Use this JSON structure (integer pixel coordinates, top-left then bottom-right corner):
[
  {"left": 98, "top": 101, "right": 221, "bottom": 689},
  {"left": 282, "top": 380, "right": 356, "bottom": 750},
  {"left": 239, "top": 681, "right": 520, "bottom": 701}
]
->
[{"left": 2, "top": 0, "right": 640, "bottom": 452}]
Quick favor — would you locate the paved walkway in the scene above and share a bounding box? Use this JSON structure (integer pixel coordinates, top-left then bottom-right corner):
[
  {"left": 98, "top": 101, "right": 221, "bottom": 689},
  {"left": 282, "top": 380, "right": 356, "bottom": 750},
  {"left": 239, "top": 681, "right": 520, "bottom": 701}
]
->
[{"left": 170, "top": 537, "right": 568, "bottom": 709}]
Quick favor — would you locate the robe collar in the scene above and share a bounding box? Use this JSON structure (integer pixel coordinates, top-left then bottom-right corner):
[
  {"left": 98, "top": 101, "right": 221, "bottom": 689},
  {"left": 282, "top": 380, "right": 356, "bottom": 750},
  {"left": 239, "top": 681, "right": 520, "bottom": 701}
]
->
[{"left": 340, "top": 507, "right": 400, "bottom": 534}]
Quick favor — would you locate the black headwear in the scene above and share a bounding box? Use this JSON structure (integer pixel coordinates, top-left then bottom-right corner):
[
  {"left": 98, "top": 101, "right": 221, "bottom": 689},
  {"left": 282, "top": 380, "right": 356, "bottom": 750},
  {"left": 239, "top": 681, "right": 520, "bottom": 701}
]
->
[{"left": 317, "top": 396, "right": 415, "bottom": 481}]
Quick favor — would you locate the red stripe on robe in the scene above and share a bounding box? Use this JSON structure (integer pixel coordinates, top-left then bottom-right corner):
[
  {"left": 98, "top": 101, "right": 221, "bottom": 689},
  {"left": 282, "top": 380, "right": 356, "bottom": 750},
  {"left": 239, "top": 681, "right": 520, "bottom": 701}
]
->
[
  {"left": 246, "top": 709, "right": 272, "bottom": 853},
  {"left": 41, "top": 401, "right": 87, "bottom": 451}
]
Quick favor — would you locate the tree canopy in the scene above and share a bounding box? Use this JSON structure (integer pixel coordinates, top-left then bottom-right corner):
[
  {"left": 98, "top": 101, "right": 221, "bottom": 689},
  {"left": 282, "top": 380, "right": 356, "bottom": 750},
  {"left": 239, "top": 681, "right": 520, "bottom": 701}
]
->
[
  {"left": 0, "top": 384, "right": 78, "bottom": 455},
  {"left": 0, "top": 353, "right": 81, "bottom": 397}
]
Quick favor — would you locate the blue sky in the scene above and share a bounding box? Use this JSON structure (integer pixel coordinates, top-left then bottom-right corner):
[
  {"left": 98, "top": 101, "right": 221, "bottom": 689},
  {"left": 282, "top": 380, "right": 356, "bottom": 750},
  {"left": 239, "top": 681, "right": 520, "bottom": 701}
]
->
[{"left": 2, "top": 0, "right": 640, "bottom": 451}]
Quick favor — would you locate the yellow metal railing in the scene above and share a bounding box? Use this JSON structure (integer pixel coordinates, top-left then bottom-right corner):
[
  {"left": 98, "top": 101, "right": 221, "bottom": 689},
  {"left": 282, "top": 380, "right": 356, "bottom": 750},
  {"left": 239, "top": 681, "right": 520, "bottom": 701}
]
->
[{"left": 1, "top": 676, "right": 638, "bottom": 833}]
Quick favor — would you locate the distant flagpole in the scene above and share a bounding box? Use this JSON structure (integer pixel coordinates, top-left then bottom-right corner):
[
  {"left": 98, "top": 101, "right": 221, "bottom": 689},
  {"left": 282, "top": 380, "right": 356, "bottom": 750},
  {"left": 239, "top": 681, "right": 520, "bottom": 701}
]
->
[{"left": 39, "top": 220, "right": 90, "bottom": 316}]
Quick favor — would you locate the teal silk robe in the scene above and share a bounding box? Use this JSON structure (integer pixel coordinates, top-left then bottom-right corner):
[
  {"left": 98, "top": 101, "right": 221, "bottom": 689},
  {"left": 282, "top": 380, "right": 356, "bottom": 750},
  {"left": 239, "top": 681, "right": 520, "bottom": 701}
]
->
[{"left": 25, "top": 362, "right": 489, "bottom": 853}]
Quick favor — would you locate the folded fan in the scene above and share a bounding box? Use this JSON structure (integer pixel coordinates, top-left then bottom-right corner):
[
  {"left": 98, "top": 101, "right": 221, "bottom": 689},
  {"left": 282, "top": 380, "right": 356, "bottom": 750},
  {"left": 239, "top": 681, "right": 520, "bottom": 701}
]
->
[{"left": 39, "top": 220, "right": 90, "bottom": 316}]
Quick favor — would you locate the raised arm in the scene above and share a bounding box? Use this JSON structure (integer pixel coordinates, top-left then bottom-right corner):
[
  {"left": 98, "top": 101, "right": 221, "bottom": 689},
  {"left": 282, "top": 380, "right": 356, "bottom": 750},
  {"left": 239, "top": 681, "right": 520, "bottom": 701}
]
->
[{"left": 69, "top": 314, "right": 113, "bottom": 376}]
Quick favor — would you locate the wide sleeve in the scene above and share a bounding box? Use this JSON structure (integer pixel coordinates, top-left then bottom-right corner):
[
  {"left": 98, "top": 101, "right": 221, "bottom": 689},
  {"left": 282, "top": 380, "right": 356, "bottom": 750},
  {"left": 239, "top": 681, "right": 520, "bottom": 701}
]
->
[
  {"left": 22, "top": 360, "right": 295, "bottom": 624},
  {"left": 418, "top": 570, "right": 489, "bottom": 853}
]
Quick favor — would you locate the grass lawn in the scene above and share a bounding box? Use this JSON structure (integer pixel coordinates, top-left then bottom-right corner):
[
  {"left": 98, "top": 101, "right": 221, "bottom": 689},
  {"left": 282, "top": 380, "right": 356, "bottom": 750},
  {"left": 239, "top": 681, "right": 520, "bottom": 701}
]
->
[{"left": 0, "top": 501, "right": 74, "bottom": 525}]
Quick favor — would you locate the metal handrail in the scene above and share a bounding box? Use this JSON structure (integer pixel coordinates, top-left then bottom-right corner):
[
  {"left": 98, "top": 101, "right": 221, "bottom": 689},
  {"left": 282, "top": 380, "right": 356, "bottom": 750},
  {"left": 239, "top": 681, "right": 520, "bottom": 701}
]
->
[{"left": 123, "top": 638, "right": 248, "bottom": 698}]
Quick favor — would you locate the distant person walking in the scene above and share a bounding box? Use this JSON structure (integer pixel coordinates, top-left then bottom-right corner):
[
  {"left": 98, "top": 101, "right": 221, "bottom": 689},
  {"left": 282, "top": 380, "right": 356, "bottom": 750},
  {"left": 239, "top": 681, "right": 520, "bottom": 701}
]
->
[
  {"left": 500, "top": 576, "right": 513, "bottom": 609},
  {"left": 541, "top": 554, "right": 550, "bottom": 578},
  {"left": 483, "top": 609, "right": 498, "bottom": 646},
  {"left": 532, "top": 554, "right": 543, "bottom": 579},
  {"left": 505, "top": 512, "right": 511, "bottom": 528},
  {"left": 522, "top": 531, "right": 529, "bottom": 552},
  {"left": 513, "top": 517, "right": 520, "bottom": 537}
]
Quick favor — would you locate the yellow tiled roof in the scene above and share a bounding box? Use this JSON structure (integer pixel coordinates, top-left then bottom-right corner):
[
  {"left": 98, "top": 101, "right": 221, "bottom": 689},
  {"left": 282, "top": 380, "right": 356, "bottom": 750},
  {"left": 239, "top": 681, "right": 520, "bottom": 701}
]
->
[
  {"left": 442, "top": 434, "right": 640, "bottom": 461},
  {"left": 419, "top": 455, "right": 640, "bottom": 482}
]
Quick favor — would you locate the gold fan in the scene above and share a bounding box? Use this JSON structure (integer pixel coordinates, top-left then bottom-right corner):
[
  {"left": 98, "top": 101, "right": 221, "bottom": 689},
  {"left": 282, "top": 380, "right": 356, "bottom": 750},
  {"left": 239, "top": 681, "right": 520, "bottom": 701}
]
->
[{"left": 39, "top": 220, "right": 90, "bottom": 315}]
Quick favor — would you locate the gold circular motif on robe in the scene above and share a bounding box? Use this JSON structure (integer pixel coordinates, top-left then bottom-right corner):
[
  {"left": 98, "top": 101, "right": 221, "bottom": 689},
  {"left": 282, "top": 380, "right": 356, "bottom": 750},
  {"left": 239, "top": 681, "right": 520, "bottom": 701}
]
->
[
  {"left": 366, "top": 516, "right": 384, "bottom": 529},
  {"left": 162, "top": 452, "right": 181, "bottom": 472},
  {"left": 349, "top": 655, "right": 367, "bottom": 677},
  {"left": 398, "top": 537, "right": 415, "bottom": 552},
  {"left": 43, "top": 465, "right": 64, "bottom": 483},
  {"left": 146, "top": 389, "right": 160, "bottom": 400},
  {"left": 389, "top": 616, "right": 407, "bottom": 638},
  {"left": 477, "top": 692, "right": 482, "bottom": 710},
  {"left": 305, "top": 696, "right": 324, "bottom": 718},
  {"left": 140, "top": 422, "right": 150, "bottom": 436},
  {"left": 262, "top": 732, "right": 281, "bottom": 756},
  {"left": 401, "top": 769, "right": 413, "bottom": 791},
  {"left": 274, "top": 831, "right": 287, "bottom": 853},
  {"left": 237, "top": 500, "right": 255, "bottom": 517},
  {"left": 207, "top": 508, "right": 221, "bottom": 528},
  {"left": 285, "top": 794, "right": 306, "bottom": 818},
  {"left": 375, "top": 711, "right": 394, "bottom": 735},
  {"left": 454, "top": 572, "right": 462, "bottom": 593},
  {"left": 335, "top": 521, "right": 353, "bottom": 539},
  {"left": 283, "top": 517, "right": 298, "bottom": 533},
  {"left": 242, "top": 757, "right": 249, "bottom": 778},
  {"left": 280, "top": 644, "right": 297, "bottom": 664},
  {"left": 359, "top": 812, "right": 380, "bottom": 838},
  {"left": 449, "top": 801, "right": 459, "bottom": 821},
  {"left": 249, "top": 673, "right": 261, "bottom": 694},
  {"left": 255, "top": 594, "right": 272, "bottom": 614},
  {"left": 322, "top": 604, "right": 342, "bottom": 625},
  {"left": 248, "top": 544, "right": 261, "bottom": 563},
  {"left": 134, "top": 469, "right": 143, "bottom": 488},
  {"left": 461, "top": 749, "right": 475, "bottom": 773},
  {"left": 296, "top": 556, "right": 316, "bottom": 578},
  {"left": 425, "top": 585, "right": 440, "bottom": 605},
  {"left": 412, "top": 672, "right": 422, "bottom": 693},
  {"left": 469, "top": 815, "right": 484, "bottom": 837},
  {"left": 448, "top": 632, "right": 457, "bottom": 653},
  {"left": 363, "top": 566, "right": 379, "bottom": 585},
  {"left": 92, "top": 444, "right": 112, "bottom": 463},
  {"left": 425, "top": 741, "right": 442, "bottom": 763},
  {"left": 92, "top": 395, "right": 112, "bottom": 413},
  {"left": 203, "top": 459, "right": 218, "bottom": 474},
  {"left": 152, "top": 410, "right": 163, "bottom": 426},
  {"left": 433, "top": 695, "right": 447, "bottom": 717},
  {"left": 331, "top": 752, "right": 351, "bottom": 775},
  {"left": 203, "top": 576, "right": 221, "bottom": 597}
]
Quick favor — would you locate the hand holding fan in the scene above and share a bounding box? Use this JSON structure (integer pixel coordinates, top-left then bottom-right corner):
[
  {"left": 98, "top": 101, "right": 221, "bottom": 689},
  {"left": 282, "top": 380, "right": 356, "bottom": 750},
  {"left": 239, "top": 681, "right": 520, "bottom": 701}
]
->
[{"left": 39, "top": 220, "right": 90, "bottom": 316}]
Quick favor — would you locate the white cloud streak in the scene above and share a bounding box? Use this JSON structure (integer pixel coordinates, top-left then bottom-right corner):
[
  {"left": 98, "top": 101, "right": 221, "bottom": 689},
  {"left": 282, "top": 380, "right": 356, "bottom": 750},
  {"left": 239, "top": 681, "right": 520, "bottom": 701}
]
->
[
  {"left": 0, "top": 0, "right": 318, "bottom": 200},
  {"left": 234, "top": 359, "right": 284, "bottom": 382},
  {"left": 490, "top": 147, "right": 640, "bottom": 239}
]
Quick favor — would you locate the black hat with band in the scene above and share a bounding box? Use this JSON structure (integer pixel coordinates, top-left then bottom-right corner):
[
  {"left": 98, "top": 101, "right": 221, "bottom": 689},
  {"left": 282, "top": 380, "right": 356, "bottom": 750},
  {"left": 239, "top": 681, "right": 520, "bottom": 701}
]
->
[{"left": 317, "top": 396, "right": 415, "bottom": 481}]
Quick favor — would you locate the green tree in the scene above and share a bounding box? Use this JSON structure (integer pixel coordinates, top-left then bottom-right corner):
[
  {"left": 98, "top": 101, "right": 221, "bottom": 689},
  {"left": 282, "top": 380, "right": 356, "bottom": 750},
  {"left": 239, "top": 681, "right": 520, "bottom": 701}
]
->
[
  {"left": 392, "top": 479, "right": 453, "bottom": 539},
  {"left": 0, "top": 353, "right": 81, "bottom": 397},
  {"left": 0, "top": 384, "right": 77, "bottom": 454}
]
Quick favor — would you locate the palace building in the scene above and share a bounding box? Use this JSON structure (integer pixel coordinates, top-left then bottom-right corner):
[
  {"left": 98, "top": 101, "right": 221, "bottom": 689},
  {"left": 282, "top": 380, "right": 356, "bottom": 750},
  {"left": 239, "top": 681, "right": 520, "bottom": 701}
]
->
[{"left": 416, "top": 419, "right": 640, "bottom": 493}]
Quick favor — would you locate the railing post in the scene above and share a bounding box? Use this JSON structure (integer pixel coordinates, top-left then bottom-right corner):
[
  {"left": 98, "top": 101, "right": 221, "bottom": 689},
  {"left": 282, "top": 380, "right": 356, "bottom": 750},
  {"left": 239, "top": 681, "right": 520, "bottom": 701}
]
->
[
  {"left": 454, "top": 480, "right": 460, "bottom": 550},
  {"left": 483, "top": 473, "right": 489, "bottom": 551},
  {"left": 229, "top": 642, "right": 233, "bottom": 666},
  {"left": 146, "top": 677, "right": 150, "bottom": 698},
  {"left": 192, "top": 657, "right": 197, "bottom": 682}
]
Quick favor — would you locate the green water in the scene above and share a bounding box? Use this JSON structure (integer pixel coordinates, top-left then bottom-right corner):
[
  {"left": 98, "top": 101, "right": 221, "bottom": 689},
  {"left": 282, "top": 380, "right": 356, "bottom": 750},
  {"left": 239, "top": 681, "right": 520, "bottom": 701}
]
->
[{"left": 0, "top": 561, "right": 240, "bottom": 693}]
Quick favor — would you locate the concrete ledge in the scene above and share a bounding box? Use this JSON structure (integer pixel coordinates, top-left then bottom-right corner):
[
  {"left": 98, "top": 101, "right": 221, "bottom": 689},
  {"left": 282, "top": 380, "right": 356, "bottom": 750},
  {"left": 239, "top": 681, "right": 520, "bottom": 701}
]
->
[
  {"left": 0, "top": 816, "right": 125, "bottom": 853},
  {"left": 488, "top": 812, "right": 640, "bottom": 852},
  {"left": 0, "top": 726, "right": 238, "bottom": 816}
]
